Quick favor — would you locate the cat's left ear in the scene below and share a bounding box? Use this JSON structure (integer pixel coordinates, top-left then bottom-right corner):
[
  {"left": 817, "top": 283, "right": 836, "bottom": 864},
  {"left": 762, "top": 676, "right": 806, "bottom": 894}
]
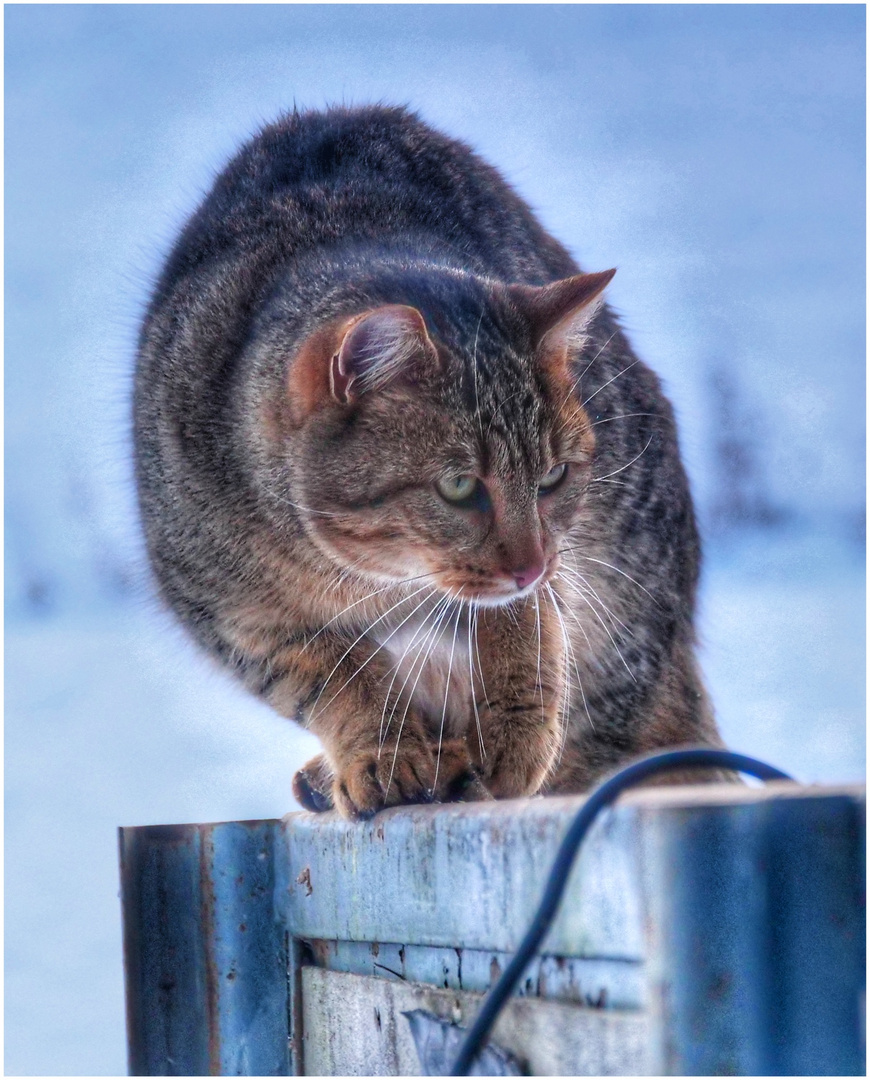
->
[
  {"left": 330, "top": 305, "right": 438, "bottom": 405},
  {"left": 507, "top": 269, "right": 616, "bottom": 354}
]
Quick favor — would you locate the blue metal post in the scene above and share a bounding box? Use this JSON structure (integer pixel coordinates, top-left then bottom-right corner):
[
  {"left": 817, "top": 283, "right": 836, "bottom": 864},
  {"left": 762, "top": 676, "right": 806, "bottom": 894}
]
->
[
  {"left": 646, "top": 791, "right": 865, "bottom": 1075},
  {"left": 119, "top": 820, "right": 291, "bottom": 1075}
]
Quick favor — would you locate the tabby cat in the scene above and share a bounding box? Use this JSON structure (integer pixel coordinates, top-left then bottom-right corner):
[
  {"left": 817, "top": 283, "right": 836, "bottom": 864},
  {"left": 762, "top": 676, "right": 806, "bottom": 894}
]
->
[{"left": 134, "top": 105, "right": 723, "bottom": 819}]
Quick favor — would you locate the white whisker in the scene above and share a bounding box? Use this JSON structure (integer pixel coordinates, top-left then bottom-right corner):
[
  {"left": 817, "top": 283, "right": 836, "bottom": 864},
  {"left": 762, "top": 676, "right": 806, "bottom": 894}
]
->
[
  {"left": 433, "top": 603, "right": 463, "bottom": 795},
  {"left": 558, "top": 574, "right": 636, "bottom": 684},
  {"left": 559, "top": 551, "right": 660, "bottom": 607},
  {"left": 590, "top": 411, "right": 656, "bottom": 428},
  {"left": 534, "top": 593, "right": 545, "bottom": 730},
  {"left": 302, "top": 571, "right": 438, "bottom": 652},
  {"left": 467, "top": 601, "right": 486, "bottom": 761},
  {"left": 385, "top": 597, "right": 458, "bottom": 799},
  {"left": 308, "top": 583, "right": 435, "bottom": 722},
  {"left": 378, "top": 593, "right": 451, "bottom": 750},
  {"left": 592, "top": 435, "right": 653, "bottom": 482},
  {"left": 557, "top": 568, "right": 634, "bottom": 639},
  {"left": 561, "top": 331, "right": 618, "bottom": 406},
  {"left": 579, "top": 358, "right": 640, "bottom": 410},
  {"left": 543, "top": 584, "right": 574, "bottom": 757}
]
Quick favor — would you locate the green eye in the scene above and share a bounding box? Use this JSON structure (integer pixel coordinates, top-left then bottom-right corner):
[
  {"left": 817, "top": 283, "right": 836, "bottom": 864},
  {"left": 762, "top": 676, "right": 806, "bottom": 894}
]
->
[
  {"left": 435, "top": 474, "right": 478, "bottom": 503},
  {"left": 539, "top": 462, "right": 567, "bottom": 493}
]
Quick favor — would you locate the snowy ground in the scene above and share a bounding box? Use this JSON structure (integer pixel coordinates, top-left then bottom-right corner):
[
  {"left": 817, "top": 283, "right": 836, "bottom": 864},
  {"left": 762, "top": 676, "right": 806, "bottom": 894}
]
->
[{"left": 5, "top": 607, "right": 321, "bottom": 1076}]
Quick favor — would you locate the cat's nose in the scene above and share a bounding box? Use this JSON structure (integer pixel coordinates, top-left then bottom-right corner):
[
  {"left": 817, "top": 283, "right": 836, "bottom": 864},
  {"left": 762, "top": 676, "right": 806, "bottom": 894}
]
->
[{"left": 512, "top": 561, "right": 545, "bottom": 590}]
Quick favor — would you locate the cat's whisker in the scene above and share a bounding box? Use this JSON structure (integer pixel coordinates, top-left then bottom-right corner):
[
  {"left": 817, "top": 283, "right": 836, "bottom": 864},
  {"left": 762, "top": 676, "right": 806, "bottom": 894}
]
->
[
  {"left": 432, "top": 602, "right": 463, "bottom": 796},
  {"left": 574, "top": 557, "right": 660, "bottom": 609},
  {"left": 308, "top": 583, "right": 437, "bottom": 723},
  {"left": 561, "top": 331, "right": 619, "bottom": 406},
  {"left": 302, "top": 571, "right": 440, "bottom": 652},
  {"left": 465, "top": 598, "right": 486, "bottom": 761},
  {"left": 579, "top": 358, "right": 641, "bottom": 410},
  {"left": 471, "top": 604, "right": 490, "bottom": 717},
  {"left": 534, "top": 593, "right": 545, "bottom": 731},
  {"left": 378, "top": 593, "right": 451, "bottom": 751},
  {"left": 485, "top": 388, "right": 525, "bottom": 440},
  {"left": 549, "top": 579, "right": 596, "bottom": 659},
  {"left": 471, "top": 310, "right": 485, "bottom": 439},
  {"left": 503, "top": 599, "right": 521, "bottom": 630},
  {"left": 543, "top": 584, "right": 576, "bottom": 758},
  {"left": 381, "top": 593, "right": 454, "bottom": 748},
  {"left": 592, "top": 435, "right": 654, "bottom": 483},
  {"left": 590, "top": 411, "right": 657, "bottom": 428},
  {"left": 546, "top": 583, "right": 594, "bottom": 737},
  {"left": 271, "top": 494, "right": 341, "bottom": 517},
  {"left": 385, "top": 597, "right": 458, "bottom": 799},
  {"left": 557, "top": 550, "right": 660, "bottom": 607},
  {"left": 323, "top": 587, "right": 448, "bottom": 720},
  {"left": 557, "top": 568, "right": 635, "bottom": 639},
  {"left": 558, "top": 574, "right": 636, "bottom": 684}
]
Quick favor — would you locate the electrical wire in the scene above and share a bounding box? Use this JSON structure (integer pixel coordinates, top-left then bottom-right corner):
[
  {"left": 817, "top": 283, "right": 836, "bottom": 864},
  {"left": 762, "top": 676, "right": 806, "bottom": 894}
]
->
[{"left": 449, "top": 747, "right": 794, "bottom": 1075}]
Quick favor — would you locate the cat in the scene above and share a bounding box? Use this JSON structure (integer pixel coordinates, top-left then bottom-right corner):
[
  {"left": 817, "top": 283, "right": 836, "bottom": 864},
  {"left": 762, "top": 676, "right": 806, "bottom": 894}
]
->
[{"left": 134, "top": 104, "right": 724, "bottom": 819}]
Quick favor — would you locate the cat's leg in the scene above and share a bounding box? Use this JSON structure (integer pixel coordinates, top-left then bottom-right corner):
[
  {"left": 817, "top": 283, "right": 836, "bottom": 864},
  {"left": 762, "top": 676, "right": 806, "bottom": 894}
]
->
[
  {"left": 468, "top": 597, "right": 565, "bottom": 798},
  {"left": 263, "top": 632, "right": 478, "bottom": 818},
  {"left": 545, "top": 637, "right": 735, "bottom": 791}
]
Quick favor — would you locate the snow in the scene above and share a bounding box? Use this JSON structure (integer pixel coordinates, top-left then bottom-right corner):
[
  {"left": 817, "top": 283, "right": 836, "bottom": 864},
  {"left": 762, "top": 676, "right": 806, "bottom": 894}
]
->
[{"left": 5, "top": 5, "right": 864, "bottom": 1074}]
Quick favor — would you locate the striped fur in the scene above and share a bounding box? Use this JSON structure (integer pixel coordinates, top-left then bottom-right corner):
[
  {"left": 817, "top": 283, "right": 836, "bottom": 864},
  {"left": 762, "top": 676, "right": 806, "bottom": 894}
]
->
[{"left": 135, "top": 105, "right": 724, "bottom": 819}]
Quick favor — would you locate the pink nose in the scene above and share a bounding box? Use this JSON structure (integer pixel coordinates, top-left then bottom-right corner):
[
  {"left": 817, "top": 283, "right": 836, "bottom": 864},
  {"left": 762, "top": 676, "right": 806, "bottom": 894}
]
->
[{"left": 512, "top": 562, "right": 545, "bottom": 590}]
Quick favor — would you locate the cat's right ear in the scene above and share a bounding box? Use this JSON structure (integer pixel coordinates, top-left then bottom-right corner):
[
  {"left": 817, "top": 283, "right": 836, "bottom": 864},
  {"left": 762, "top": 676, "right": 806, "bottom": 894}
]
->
[{"left": 287, "top": 306, "right": 437, "bottom": 422}]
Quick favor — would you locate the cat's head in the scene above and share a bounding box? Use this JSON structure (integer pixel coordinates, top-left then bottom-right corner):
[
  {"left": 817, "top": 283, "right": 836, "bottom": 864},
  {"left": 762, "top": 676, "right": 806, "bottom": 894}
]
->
[{"left": 275, "top": 269, "right": 615, "bottom": 606}]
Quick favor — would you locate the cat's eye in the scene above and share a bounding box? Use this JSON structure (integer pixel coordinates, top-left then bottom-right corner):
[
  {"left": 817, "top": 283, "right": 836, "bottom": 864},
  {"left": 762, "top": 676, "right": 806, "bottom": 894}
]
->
[
  {"left": 435, "top": 474, "right": 478, "bottom": 504},
  {"left": 538, "top": 462, "right": 568, "bottom": 494}
]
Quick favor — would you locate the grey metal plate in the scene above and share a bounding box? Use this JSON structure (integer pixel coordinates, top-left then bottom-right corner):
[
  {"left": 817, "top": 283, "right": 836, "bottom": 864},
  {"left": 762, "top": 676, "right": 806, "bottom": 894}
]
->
[{"left": 300, "top": 966, "right": 647, "bottom": 1076}]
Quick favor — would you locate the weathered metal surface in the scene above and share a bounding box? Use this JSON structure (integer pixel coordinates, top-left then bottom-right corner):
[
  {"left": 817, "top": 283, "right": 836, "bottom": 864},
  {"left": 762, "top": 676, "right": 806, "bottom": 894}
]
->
[
  {"left": 643, "top": 785, "right": 866, "bottom": 1076},
  {"left": 120, "top": 782, "right": 865, "bottom": 1076},
  {"left": 119, "top": 820, "right": 290, "bottom": 1075},
  {"left": 304, "top": 938, "right": 643, "bottom": 1007},
  {"left": 300, "top": 966, "right": 647, "bottom": 1076},
  {"left": 278, "top": 795, "right": 645, "bottom": 960}
]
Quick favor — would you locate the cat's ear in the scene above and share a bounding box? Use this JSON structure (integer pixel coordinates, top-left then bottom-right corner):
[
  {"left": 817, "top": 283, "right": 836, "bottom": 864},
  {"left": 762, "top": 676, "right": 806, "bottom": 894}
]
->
[
  {"left": 507, "top": 269, "right": 616, "bottom": 352},
  {"left": 330, "top": 305, "right": 437, "bottom": 405},
  {"left": 288, "top": 305, "right": 437, "bottom": 422}
]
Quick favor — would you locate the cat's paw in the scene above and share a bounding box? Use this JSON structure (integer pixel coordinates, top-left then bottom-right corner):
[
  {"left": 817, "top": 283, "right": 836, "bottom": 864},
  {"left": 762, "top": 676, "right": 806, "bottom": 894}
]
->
[
  {"left": 292, "top": 754, "right": 335, "bottom": 812},
  {"left": 332, "top": 741, "right": 437, "bottom": 820},
  {"left": 430, "top": 738, "right": 493, "bottom": 804},
  {"left": 475, "top": 723, "right": 559, "bottom": 800}
]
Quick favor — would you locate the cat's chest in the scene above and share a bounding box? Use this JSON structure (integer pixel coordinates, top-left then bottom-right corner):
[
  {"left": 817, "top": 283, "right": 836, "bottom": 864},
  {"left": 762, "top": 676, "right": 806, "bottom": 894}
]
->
[{"left": 370, "top": 609, "right": 473, "bottom": 736}]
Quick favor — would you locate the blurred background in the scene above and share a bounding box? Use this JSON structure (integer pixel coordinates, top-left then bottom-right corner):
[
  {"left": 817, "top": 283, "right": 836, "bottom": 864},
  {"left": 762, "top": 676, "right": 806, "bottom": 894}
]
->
[{"left": 5, "top": 5, "right": 865, "bottom": 1074}]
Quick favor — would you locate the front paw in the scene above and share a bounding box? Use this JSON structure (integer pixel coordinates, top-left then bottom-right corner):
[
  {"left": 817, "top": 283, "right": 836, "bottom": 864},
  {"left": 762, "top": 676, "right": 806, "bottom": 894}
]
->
[
  {"left": 476, "top": 720, "right": 560, "bottom": 800},
  {"left": 431, "top": 738, "right": 493, "bottom": 804},
  {"left": 292, "top": 753, "right": 334, "bottom": 812},
  {"left": 332, "top": 739, "right": 437, "bottom": 820}
]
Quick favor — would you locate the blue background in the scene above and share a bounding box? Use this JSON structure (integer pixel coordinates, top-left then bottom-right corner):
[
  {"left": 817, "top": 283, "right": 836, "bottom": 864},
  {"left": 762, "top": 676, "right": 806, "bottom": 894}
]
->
[{"left": 5, "top": 5, "right": 865, "bottom": 1073}]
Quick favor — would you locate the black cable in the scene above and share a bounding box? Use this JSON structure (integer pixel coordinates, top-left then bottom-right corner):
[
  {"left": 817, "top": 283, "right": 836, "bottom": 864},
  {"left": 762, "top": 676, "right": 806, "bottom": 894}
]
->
[{"left": 449, "top": 747, "right": 794, "bottom": 1075}]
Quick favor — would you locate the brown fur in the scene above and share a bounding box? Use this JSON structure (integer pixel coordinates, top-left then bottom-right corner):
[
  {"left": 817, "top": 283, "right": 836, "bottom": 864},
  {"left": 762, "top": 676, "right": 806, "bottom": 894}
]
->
[{"left": 134, "top": 106, "right": 726, "bottom": 819}]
